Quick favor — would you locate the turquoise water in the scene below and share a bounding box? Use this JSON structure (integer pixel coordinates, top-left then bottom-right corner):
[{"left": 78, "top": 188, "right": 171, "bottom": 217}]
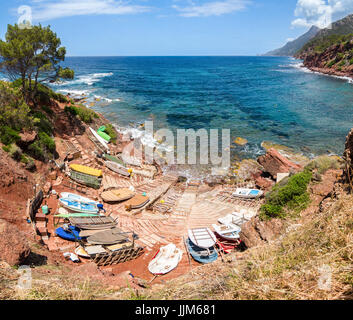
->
[{"left": 53, "top": 56, "right": 353, "bottom": 159}]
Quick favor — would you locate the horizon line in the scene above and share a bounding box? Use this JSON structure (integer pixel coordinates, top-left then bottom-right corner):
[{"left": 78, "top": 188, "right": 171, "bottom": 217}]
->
[{"left": 65, "top": 54, "right": 278, "bottom": 58}]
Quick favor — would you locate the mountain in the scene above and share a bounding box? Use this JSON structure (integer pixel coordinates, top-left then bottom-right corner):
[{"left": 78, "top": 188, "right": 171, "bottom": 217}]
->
[
  {"left": 295, "top": 14, "right": 353, "bottom": 78},
  {"left": 311, "top": 14, "right": 353, "bottom": 39},
  {"left": 264, "top": 26, "right": 320, "bottom": 56},
  {"left": 297, "top": 14, "right": 353, "bottom": 55}
]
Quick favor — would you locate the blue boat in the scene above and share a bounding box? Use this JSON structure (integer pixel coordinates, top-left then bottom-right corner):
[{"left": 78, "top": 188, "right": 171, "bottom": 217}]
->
[
  {"left": 55, "top": 226, "right": 82, "bottom": 241},
  {"left": 186, "top": 238, "right": 218, "bottom": 264}
]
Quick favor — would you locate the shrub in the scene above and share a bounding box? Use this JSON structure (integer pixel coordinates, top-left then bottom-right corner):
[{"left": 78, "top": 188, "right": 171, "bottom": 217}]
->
[
  {"left": 0, "top": 82, "right": 33, "bottom": 131},
  {"left": 260, "top": 170, "right": 312, "bottom": 220},
  {"left": 103, "top": 124, "right": 118, "bottom": 144},
  {"left": 38, "top": 132, "right": 55, "bottom": 152},
  {"left": 64, "top": 105, "right": 98, "bottom": 123},
  {"left": 0, "top": 126, "right": 20, "bottom": 145},
  {"left": 20, "top": 154, "right": 29, "bottom": 164},
  {"left": 327, "top": 60, "right": 336, "bottom": 68},
  {"left": 32, "top": 111, "right": 53, "bottom": 135},
  {"left": 305, "top": 155, "right": 342, "bottom": 175},
  {"left": 2, "top": 145, "right": 10, "bottom": 152},
  {"left": 28, "top": 131, "right": 55, "bottom": 161},
  {"left": 11, "top": 80, "right": 68, "bottom": 104},
  {"left": 28, "top": 141, "right": 44, "bottom": 160},
  {"left": 338, "top": 60, "right": 346, "bottom": 67}
]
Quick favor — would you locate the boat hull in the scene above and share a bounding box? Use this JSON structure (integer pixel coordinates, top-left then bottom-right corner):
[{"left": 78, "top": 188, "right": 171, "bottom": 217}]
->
[{"left": 186, "top": 238, "right": 218, "bottom": 264}]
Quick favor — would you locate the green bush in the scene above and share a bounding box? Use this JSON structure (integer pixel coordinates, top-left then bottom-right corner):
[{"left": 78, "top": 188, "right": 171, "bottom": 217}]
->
[
  {"left": 2, "top": 145, "right": 10, "bottom": 152},
  {"left": 0, "top": 81, "right": 33, "bottom": 132},
  {"left": 11, "top": 80, "right": 68, "bottom": 104},
  {"left": 28, "top": 141, "right": 44, "bottom": 160},
  {"left": 305, "top": 155, "right": 341, "bottom": 175},
  {"left": 327, "top": 60, "right": 336, "bottom": 68},
  {"left": 38, "top": 132, "right": 55, "bottom": 152},
  {"left": 64, "top": 105, "right": 98, "bottom": 123},
  {"left": 32, "top": 111, "right": 53, "bottom": 135},
  {"left": 28, "top": 132, "right": 55, "bottom": 161},
  {"left": 0, "top": 126, "right": 20, "bottom": 145},
  {"left": 338, "top": 60, "right": 346, "bottom": 67},
  {"left": 260, "top": 170, "right": 312, "bottom": 220},
  {"left": 103, "top": 124, "right": 118, "bottom": 144},
  {"left": 20, "top": 154, "right": 29, "bottom": 164}
]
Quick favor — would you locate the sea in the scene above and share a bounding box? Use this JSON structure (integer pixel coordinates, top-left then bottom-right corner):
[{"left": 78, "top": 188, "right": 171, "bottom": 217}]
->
[{"left": 31, "top": 56, "right": 353, "bottom": 172}]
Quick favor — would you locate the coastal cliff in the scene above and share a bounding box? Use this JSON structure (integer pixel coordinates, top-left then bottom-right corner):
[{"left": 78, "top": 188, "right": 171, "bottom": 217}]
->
[{"left": 295, "top": 15, "right": 353, "bottom": 79}]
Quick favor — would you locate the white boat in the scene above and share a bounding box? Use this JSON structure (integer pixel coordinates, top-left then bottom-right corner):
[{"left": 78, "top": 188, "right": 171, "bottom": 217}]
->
[
  {"left": 218, "top": 214, "right": 243, "bottom": 230},
  {"left": 89, "top": 127, "right": 109, "bottom": 151},
  {"left": 105, "top": 161, "right": 130, "bottom": 177},
  {"left": 148, "top": 244, "right": 183, "bottom": 275},
  {"left": 232, "top": 210, "right": 254, "bottom": 223},
  {"left": 60, "top": 193, "right": 98, "bottom": 204},
  {"left": 212, "top": 224, "right": 240, "bottom": 241},
  {"left": 59, "top": 198, "right": 99, "bottom": 214},
  {"left": 75, "top": 246, "right": 90, "bottom": 258},
  {"left": 188, "top": 228, "right": 217, "bottom": 249},
  {"left": 232, "top": 188, "right": 263, "bottom": 199}
]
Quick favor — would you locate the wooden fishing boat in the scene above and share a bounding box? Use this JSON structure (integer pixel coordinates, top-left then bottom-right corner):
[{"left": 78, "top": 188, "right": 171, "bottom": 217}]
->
[
  {"left": 59, "top": 198, "right": 100, "bottom": 214},
  {"left": 60, "top": 192, "right": 98, "bottom": 204},
  {"left": 86, "top": 228, "right": 130, "bottom": 245},
  {"left": 218, "top": 214, "right": 242, "bottom": 229},
  {"left": 103, "top": 153, "right": 126, "bottom": 166},
  {"left": 148, "top": 244, "right": 183, "bottom": 275},
  {"left": 212, "top": 223, "right": 240, "bottom": 241},
  {"left": 124, "top": 194, "right": 150, "bottom": 210},
  {"left": 69, "top": 170, "right": 102, "bottom": 189},
  {"left": 101, "top": 188, "right": 135, "bottom": 203},
  {"left": 69, "top": 164, "right": 102, "bottom": 177},
  {"left": 188, "top": 227, "right": 217, "bottom": 249},
  {"left": 89, "top": 127, "right": 109, "bottom": 150},
  {"left": 105, "top": 161, "right": 130, "bottom": 177},
  {"left": 186, "top": 238, "right": 218, "bottom": 264},
  {"left": 69, "top": 216, "right": 118, "bottom": 230},
  {"left": 232, "top": 188, "right": 263, "bottom": 199}
]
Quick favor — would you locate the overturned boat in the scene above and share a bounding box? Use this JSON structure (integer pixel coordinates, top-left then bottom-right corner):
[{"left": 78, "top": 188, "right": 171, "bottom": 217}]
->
[{"left": 148, "top": 244, "right": 183, "bottom": 275}]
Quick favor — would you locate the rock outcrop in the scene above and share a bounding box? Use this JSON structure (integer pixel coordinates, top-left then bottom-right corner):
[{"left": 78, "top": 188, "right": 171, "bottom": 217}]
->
[
  {"left": 240, "top": 216, "right": 285, "bottom": 248},
  {"left": 0, "top": 149, "right": 28, "bottom": 188},
  {"left": 257, "top": 148, "right": 302, "bottom": 179},
  {"left": 0, "top": 219, "right": 31, "bottom": 265}
]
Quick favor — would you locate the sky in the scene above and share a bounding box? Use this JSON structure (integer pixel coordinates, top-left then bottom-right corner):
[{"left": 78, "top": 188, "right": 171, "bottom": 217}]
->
[{"left": 0, "top": 0, "right": 353, "bottom": 56}]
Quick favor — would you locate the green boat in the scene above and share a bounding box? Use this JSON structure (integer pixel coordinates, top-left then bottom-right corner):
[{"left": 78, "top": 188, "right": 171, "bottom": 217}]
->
[
  {"left": 103, "top": 153, "right": 125, "bottom": 166},
  {"left": 55, "top": 213, "right": 100, "bottom": 218},
  {"left": 70, "top": 170, "right": 102, "bottom": 189},
  {"left": 97, "top": 126, "right": 111, "bottom": 143}
]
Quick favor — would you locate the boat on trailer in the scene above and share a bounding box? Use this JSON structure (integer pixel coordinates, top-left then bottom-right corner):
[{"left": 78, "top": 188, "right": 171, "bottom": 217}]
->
[{"left": 232, "top": 188, "right": 263, "bottom": 199}]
